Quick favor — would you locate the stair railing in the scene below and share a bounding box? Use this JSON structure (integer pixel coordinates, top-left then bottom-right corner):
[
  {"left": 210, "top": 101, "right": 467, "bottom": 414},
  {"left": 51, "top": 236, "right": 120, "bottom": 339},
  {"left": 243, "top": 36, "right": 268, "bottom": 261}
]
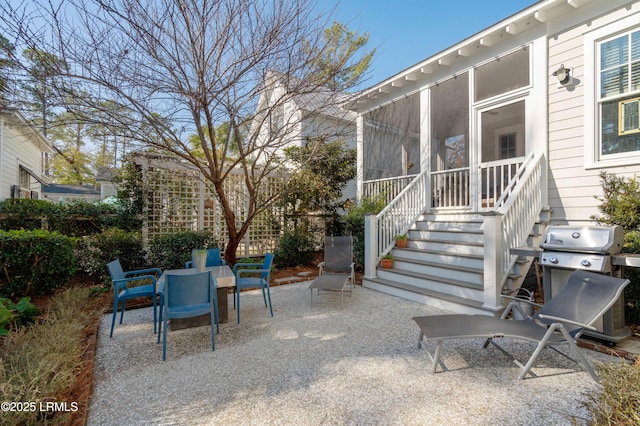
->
[
  {"left": 482, "top": 152, "right": 544, "bottom": 310},
  {"left": 364, "top": 169, "right": 429, "bottom": 278}
]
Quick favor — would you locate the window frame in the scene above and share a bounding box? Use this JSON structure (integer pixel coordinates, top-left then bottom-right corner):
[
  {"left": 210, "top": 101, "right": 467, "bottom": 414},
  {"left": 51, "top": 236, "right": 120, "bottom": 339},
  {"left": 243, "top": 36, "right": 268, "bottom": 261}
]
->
[{"left": 585, "top": 16, "right": 640, "bottom": 168}]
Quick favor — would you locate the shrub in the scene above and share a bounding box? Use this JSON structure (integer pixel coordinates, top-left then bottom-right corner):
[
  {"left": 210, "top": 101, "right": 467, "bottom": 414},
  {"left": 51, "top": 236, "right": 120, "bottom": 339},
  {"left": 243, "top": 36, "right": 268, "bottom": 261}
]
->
[
  {"left": 147, "top": 231, "right": 219, "bottom": 270},
  {"left": 0, "top": 229, "right": 76, "bottom": 297},
  {"left": 75, "top": 228, "right": 146, "bottom": 283},
  {"left": 593, "top": 172, "right": 640, "bottom": 325},
  {"left": 344, "top": 196, "right": 386, "bottom": 268},
  {"left": 274, "top": 228, "right": 315, "bottom": 267},
  {"left": 0, "top": 297, "right": 40, "bottom": 336},
  {"left": 0, "top": 198, "right": 141, "bottom": 236}
]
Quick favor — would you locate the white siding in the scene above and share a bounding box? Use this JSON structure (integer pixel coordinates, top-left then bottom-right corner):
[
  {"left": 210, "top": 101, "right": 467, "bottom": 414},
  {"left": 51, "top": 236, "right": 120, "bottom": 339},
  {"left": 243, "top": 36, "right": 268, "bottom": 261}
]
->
[
  {"left": 547, "top": 1, "right": 640, "bottom": 225},
  {"left": 0, "top": 114, "right": 49, "bottom": 200}
]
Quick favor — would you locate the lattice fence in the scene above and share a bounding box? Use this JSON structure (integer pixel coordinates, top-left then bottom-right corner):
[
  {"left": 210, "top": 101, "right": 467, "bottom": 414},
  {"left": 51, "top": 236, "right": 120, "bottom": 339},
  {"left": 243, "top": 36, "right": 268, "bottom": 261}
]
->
[{"left": 132, "top": 153, "right": 286, "bottom": 257}]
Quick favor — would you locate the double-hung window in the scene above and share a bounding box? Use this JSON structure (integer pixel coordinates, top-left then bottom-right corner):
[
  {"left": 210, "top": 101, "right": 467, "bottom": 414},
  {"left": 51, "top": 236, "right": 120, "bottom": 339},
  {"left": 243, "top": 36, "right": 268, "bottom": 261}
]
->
[{"left": 587, "top": 19, "right": 640, "bottom": 167}]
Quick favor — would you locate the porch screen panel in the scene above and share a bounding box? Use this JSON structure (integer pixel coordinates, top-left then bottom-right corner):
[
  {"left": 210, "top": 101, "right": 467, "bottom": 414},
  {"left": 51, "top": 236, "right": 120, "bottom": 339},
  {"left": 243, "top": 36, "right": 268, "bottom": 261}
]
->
[
  {"left": 475, "top": 47, "right": 529, "bottom": 102},
  {"left": 363, "top": 92, "right": 420, "bottom": 181},
  {"left": 431, "top": 74, "right": 469, "bottom": 171},
  {"left": 430, "top": 73, "right": 469, "bottom": 208}
]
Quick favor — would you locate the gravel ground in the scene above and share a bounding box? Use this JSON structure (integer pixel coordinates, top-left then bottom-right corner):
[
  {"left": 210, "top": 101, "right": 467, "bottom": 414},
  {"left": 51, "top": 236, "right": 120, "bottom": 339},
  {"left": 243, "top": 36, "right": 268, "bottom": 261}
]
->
[{"left": 87, "top": 282, "right": 623, "bottom": 425}]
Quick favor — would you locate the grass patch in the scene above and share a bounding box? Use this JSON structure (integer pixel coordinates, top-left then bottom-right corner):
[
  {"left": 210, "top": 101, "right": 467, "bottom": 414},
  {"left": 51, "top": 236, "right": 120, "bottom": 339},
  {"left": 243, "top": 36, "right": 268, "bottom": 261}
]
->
[
  {"left": 582, "top": 358, "right": 640, "bottom": 425},
  {"left": 0, "top": 287, "right": 102, "bottom": 425}
]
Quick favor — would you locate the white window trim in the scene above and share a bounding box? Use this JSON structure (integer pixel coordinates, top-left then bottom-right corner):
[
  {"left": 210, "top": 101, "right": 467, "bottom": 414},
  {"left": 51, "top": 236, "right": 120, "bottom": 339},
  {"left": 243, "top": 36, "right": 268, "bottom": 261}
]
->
[{"left": 585, "top": 14, "right": 640, "bottom": 169}]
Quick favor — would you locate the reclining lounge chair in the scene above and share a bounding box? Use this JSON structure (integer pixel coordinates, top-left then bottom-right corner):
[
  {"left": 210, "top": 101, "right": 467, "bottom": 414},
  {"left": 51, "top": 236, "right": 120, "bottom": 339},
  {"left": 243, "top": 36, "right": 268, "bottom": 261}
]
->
[
  {"left": 309, "top": 236, "right": 355, "bottom": 307},
  {"left": 412, "top": 270, "right": 629, "bottom": 380}
]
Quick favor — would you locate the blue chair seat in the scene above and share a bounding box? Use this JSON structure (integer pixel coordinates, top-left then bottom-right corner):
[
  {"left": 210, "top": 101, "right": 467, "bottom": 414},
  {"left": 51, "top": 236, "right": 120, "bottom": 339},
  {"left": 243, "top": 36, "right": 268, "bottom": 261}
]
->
[{"left": 165, "top": 303, "right": 212, "bottom": 318}]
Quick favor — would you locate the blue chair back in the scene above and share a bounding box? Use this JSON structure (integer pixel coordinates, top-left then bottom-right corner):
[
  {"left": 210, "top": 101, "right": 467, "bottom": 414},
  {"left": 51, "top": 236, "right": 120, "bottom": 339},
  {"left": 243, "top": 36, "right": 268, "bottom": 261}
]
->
[
  {"left": 261, "top": 253, "right": 274, "bottom": 280},
  {"left": 107, "top": 259, "right": 127, "bottom": 292},
  {"left": 165, "top": 271, "right": 213, "bottom": 310}
]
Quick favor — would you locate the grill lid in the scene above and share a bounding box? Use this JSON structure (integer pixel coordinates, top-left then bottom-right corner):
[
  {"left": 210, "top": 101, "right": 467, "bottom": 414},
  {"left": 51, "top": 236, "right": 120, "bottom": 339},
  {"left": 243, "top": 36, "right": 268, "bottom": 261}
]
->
[{"left": 540, "top": 225, "right": 624, "bottom": 254}]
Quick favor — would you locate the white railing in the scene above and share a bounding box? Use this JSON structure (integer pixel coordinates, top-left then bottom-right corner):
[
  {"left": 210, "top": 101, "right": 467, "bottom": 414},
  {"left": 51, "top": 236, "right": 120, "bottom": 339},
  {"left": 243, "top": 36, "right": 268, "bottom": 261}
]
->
[
  {"left": 363, "top": 174, "right": 418, "bottom": 205},
  {"left": 364, "top": 170, "right": 429, "bottom": 277},
  {"left": 430, "top": 167, "right": 470, "bottom": 208},
  {"left": 479, "top": 157, "right": 526, "bottom": 209},
  {"left": 483, "top": 152, "right": 544, "bottom": 309}
]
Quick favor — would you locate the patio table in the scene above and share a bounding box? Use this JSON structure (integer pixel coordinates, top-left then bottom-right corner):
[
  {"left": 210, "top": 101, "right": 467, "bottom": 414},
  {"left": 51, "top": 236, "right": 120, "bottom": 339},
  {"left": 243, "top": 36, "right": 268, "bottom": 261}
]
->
[{"left": 157, "top": 265, "right": 236, "bottom": 327}]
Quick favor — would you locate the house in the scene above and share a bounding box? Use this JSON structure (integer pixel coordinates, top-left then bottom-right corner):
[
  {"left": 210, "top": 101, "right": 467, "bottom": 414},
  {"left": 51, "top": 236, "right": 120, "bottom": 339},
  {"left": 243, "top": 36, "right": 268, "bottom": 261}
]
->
[
  {"left": 0, "top": 107, "right": 53, "bottom": 201},
  {"left": 253, "top": 71, "right": 358, "bottom": 204},
  {"left": 42, "top": 184, "right": 101, "bottom": 203},
  {"left": 345, "top": 0, "right": 640, "bottom": 315}
]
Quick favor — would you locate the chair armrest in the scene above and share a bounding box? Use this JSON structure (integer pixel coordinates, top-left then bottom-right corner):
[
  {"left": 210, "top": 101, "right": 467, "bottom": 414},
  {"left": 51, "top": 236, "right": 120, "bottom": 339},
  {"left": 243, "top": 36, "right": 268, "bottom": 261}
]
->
[
  {"left": 233, "top": 263, "right": 263, "bottom": 273},
  {"left": 116, "top": 274, "right": 158, "bottom": 285},
  {"left": 124, "top": 267, "right": 162, "bottom": 278},
  {"left": 536, "top": 313, "right": 597, "bottom": 331},
  {"left": 221, "top": 259, "right": 227, "bottom": 266},
  {"left": 236, "top": 268, "right": 269, "bottom": 278},
  {"left": 185, "top": 261, "right": 193, "bottom": 268}
]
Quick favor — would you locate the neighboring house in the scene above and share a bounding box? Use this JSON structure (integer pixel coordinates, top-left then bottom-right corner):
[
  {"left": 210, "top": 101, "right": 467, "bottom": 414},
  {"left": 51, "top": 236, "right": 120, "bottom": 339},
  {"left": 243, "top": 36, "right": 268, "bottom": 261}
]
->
[
  {"left": 0, "top": 107, "right": 53, "bottom": 201},
  {"left": 345, "top": 0, "right": 640, "bottom": 315},
  {"left": 253, "top": 72, "right": 359, "bottom": 204},
  {"left": 42, "top": 184, "right": 101, "bottom": 203}
]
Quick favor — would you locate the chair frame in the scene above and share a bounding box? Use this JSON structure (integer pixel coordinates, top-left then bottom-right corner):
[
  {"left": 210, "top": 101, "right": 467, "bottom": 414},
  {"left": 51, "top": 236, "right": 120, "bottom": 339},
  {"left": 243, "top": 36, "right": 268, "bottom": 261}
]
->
[
  {"left": 309, "top": 236, "right": 355, "bottom": 307},
  {"left": 233, "top": 253, "right": 274, "bottom": 324},
  {"left": 413, "top": 270, "right": 629, "bottom": 381},
  {"left": 157, "top": 271, "right": 219, "bottom": 360},
  {"left": 107, "top": 259, "right": 161, "bottom": 338}
]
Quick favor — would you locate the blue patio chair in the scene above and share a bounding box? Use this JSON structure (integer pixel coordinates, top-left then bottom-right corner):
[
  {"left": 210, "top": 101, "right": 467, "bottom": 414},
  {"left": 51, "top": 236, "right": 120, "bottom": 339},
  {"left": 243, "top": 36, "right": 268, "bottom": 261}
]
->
[
  {"left": 233, "top": 253, "right": 274, "bottom": 324},
  {"left": 184, "top": 248, "right": 226, "bottom": 268},
  {"left": 106, "top": 259, "right": 162, "bottom": 338},
  {"left": 157, "top": 270, "right": 219, "bottom": 361}
]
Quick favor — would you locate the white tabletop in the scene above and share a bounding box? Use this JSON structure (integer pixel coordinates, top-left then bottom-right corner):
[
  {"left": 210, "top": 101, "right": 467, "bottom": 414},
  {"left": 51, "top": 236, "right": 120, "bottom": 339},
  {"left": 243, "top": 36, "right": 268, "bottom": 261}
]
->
[{"left": 157, "top": 265, "right": 236, "bottom": 292}]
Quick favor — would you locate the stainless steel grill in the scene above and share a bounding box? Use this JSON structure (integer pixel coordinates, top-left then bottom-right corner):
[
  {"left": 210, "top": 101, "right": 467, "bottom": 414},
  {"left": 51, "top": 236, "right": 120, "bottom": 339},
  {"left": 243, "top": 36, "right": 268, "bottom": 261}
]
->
[{"left": 539, "top": 225, "right": 629, "bottom": 344}]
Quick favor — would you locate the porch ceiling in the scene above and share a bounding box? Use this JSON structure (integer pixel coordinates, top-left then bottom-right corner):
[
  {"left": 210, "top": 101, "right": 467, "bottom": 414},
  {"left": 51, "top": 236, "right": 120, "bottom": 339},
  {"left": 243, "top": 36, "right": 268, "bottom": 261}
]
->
[{"left": 345, "top": 0, "right": 593, "bottom": 111}]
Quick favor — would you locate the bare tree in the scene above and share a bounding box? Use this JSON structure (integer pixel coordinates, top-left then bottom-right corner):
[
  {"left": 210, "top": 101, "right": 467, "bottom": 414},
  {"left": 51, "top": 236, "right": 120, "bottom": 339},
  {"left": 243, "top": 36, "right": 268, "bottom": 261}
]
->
[{"left": 1, "top": 0, "right": 372, "bottom": 263}]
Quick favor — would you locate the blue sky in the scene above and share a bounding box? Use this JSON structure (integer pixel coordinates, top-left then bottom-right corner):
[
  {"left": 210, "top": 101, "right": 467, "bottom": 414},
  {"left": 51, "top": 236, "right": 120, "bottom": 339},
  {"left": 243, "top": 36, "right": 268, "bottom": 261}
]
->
[{"left": 332, "top": 0, "right": 537, "bottom": 88}]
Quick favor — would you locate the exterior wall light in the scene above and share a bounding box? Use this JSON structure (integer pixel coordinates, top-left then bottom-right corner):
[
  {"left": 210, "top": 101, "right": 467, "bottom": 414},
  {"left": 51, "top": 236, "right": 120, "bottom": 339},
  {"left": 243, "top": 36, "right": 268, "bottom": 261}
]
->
[{"left": 553, "top": 64, "right": 572, "bottom": 86}]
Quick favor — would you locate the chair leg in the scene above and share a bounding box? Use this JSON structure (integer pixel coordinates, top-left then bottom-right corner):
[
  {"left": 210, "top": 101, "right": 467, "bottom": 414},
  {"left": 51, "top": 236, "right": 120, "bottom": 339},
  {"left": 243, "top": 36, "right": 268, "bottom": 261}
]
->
[
  {"left": 236, "top": 288, "right": 241, "bottom": 324},
  {"left": 119, "top": 301, "right": 126, "bottom": 324},
  {"left": 212, "top": 291, "right": 220, "bottom": 334},
  {"left": 209, "top": 309, "right": 216, "bottom": 352},
  {"left": 157, "top": 303, "right": 163, "bottom": 344},
  {"left": 110, "top": 299, "right": 119, "bottom": 338},
  {"left": 266, "top": 286, "right": 273, "bottom": 317},
  {"left": 152, "top": 294, "right": 157, "bottom": 334},
  {"left": 162, "top": 316, "right": 168, "bottom": 361}
]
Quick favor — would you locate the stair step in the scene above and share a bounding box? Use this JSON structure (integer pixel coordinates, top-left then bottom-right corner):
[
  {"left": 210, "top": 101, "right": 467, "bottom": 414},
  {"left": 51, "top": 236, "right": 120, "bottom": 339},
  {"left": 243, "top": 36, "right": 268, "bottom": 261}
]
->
[
  {"left": 377, "top": 265, "right": 483, "bottom": 291},
  {"left": 363, "top": 276, "right": 500, "bottom": 316}
]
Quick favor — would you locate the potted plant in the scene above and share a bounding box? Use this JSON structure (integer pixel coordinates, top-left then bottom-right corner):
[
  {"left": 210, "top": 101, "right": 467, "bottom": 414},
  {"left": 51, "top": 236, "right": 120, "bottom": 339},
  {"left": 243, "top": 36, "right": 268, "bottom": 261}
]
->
[
  {"left": 381, "top": 253, "right": 394, "bottom": 269},
  {"left": 395, "top": 234, "right": 408, "bottom": 248}
]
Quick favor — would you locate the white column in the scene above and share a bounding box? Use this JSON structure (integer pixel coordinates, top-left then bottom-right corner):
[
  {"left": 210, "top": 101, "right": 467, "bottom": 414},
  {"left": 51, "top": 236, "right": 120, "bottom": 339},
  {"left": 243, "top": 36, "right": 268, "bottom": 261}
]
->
[{"left": 364, "top": 213, "right": 378, "bottom": 279}]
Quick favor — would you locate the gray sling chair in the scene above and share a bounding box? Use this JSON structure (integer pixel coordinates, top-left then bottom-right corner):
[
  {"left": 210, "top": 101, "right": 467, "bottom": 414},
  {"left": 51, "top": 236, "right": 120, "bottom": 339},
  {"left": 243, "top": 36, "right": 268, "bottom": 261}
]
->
[
  {"left": 412, "top": 270, "right": 629, "bottom": 381},
  {"left": 309, "top": 236, "right": 355, "bottom": 307}
]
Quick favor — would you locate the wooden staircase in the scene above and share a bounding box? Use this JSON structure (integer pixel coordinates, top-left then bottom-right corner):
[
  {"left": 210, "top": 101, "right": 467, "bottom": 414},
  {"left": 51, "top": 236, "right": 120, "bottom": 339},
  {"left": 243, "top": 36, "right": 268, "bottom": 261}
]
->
[{"left": 362, "top": 210, "right": 549, "bottom": 315}]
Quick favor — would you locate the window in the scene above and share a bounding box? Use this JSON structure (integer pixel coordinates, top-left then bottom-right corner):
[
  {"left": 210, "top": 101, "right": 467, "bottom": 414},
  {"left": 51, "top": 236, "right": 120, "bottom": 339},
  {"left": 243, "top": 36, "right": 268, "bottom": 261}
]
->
[
  {"left": 596, "top": 27, "right": 640, "bottom": 159},
  {"left": 500, "top": 134, "right": 517, "bottom": 159},
  {"left": 19, "top": 167, "right": 30, "bottom": 190}
]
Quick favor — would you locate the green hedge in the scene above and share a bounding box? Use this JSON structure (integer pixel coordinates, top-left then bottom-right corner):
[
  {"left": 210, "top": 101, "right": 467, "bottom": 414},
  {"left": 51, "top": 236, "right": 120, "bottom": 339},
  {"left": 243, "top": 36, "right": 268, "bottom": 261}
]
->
[
  {"left": 274, "top": 228, "right": 315, "bottom": 267},
  {"left": 0, "top": 229, "right": 76, "bottom": 297},
  {"left": 75, "top": 228, "right": 147, "bottom": 284},
  {"left": 0, "top": 198, "right": 141, "bottom": 235},
  {"left": 147, "top": 231, "right": 220, "bottom": 271}
]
